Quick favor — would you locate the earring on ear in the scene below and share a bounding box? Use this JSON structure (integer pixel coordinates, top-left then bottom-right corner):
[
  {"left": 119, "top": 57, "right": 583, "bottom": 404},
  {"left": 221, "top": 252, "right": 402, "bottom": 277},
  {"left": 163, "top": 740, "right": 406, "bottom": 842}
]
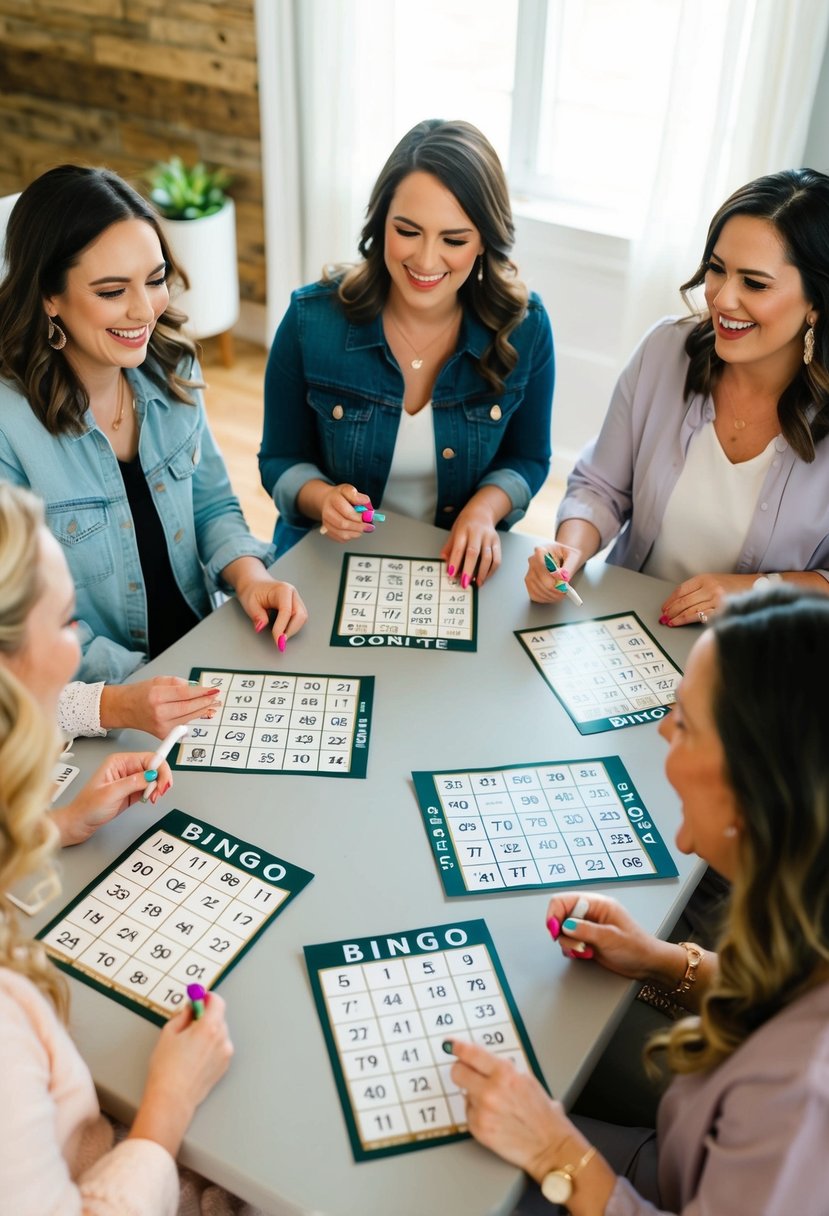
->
[
  {"left": 723, "top": 824, "right": 738, "bottom": 839},
  {"left": 47, "top": 318, "right": 67, "bottom": 351},
  {"left": 804, "top": 317, "right": 816, "bottom": 366},
  {"left": 477, "top": 254, "right": 484, "bottom": 284}
]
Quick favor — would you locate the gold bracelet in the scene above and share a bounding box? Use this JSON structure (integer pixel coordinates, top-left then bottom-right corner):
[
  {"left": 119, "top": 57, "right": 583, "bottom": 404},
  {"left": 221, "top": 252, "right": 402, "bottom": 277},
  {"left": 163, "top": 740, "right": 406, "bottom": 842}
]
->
[
  {"left": 540, "top": 1145, "right": 597, "bottom": 1205},
  {"left": 671, "top": 941, "right": 704, "bottom": 997}
]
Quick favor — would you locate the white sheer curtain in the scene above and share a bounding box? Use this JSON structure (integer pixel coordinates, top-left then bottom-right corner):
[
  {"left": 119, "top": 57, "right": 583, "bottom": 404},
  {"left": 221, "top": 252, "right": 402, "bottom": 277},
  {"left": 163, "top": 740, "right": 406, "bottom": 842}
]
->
[
  {"left": 622, "top": 0, "right": 829, "bottom": 351},
  {"left": 255, "top": 0, "right": 397, "bottom": 342}
]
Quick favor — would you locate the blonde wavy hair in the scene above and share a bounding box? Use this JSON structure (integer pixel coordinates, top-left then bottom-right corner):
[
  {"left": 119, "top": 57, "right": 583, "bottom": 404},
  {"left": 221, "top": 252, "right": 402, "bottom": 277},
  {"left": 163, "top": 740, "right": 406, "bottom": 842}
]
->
[
  {"left": 0, "top": 483, "right": 67, "bottom": 1017},
  {"left": 649, "top": 588, "right": 829, "bottom": 1075}
]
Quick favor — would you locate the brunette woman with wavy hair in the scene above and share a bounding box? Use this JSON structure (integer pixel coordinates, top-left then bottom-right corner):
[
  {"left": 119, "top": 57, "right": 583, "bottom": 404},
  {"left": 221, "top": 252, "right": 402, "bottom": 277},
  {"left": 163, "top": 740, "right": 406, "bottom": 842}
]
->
[
  {"left": 527, "top": 168, "right": 829, "bottom": 628},
  {"left": 259, "top": 119, "right": 555, "bottom": 583},
  {"left": 447, "top": 587, "right": 829, "bottom": 1215}
]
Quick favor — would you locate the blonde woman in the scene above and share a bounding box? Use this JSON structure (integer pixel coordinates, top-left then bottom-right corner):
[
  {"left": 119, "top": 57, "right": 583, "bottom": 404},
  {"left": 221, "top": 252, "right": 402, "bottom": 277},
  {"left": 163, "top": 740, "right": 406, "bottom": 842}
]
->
[
  {"left": 0, "top": 484, "right": 238, "bottom": 1213},
  {"left": 449, "top": 588, "right": 829, "bottom": 1214}
]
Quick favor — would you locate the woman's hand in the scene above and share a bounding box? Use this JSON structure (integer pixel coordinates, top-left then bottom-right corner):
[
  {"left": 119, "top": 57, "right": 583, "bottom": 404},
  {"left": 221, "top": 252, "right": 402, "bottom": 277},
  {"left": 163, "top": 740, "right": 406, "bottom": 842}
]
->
[
  {"left": 525, "top": 544, "right": 583, "bottom": 603},
  {"left": 319, "top": 484, "right": 374, "bottom": 541},
  {"left": 232, "top": 568, "right": 308, "bottom": 651},
  {"left": 546, "top": 892, "right": 680, "bottom": 986},
  {"left": 52, "top": 752, "right": 173, "bottom": 846},
  {"left": 100, "top": 676, "right": 222, "bottom": 738},
  {"left": 440, "top": 497, "right": 507, "bottom": 588},
  {"left": 659, "top": 573, "right": 756, "bottom": 627},
  {"left": 129, "top": 992, "right": 234, "bottom": 1157},
  {"left": 449, "top": 1040, "right": 578, "bottom": 1179}
]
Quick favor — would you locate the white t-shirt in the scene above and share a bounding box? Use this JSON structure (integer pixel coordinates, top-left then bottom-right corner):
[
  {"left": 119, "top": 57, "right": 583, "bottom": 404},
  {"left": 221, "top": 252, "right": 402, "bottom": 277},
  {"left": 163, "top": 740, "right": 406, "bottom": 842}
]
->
[
  {"left": 643, "top": 420, "right": 777, "bottom": 583},
  {"left": 381, "top": 403, "right": 438, "bottom": 523}
]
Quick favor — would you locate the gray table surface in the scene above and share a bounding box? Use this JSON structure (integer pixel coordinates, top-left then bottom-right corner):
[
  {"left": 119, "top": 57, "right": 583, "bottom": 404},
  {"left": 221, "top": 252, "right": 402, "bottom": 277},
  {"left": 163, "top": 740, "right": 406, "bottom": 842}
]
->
[{"left": 35, "top": 513, "right": 701, "bottom": 1216}]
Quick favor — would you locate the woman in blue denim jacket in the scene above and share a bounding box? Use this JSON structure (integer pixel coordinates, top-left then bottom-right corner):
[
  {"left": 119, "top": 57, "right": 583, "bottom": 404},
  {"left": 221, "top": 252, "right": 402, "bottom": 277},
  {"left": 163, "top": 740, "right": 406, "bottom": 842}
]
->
[
  {"left": 0, "top": 166, "right": 307, "bottom": 738},
  {"left": 259, "top": 119, "right": 555, "bottom": 587}
]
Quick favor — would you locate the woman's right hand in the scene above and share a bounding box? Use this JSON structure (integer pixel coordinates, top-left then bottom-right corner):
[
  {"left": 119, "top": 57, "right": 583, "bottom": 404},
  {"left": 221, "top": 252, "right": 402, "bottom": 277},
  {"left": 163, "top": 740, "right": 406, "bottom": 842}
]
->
[
  {"left": 546, "top": 892, "right": 670, "bottom": 983},
  {"left": 525, "top": 543, "right": 583, "bottom": 603},
  {"left": 130, "top": 992, "right": 234, "bottom": 1156},
  {"left": 319, "top": 484, "right": 374, "bottom": 541},
  {"left": 99, "top": 676, "right": 222, "bottom": 738}
]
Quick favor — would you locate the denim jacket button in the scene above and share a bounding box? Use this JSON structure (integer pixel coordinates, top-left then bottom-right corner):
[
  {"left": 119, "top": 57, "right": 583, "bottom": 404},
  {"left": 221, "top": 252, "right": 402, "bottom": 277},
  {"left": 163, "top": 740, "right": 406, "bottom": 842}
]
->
[
  {"left": 490, "top": 404, "right": 502, "bottom": 421},
  {"left": 66, "top": 519, "right": 78, "bottom": 534},
  {"left": 154, "top": 482, "right": 166, "bottom": 492},
  {"left": 441, "top": 447, "right": 456, "bottom": 460},
  {"left": 174, "top": 528, "right": 184, "bottom": 542},
  {"left": 332, "top": 404, "right": 344, "bottom": 420}
]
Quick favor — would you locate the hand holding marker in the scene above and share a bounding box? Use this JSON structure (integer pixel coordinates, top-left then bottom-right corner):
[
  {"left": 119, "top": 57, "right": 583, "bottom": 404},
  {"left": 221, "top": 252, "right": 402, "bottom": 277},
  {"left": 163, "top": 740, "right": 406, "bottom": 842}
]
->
[
  {"left": 141, "top": 724, "right": 190, "bottom": 804},
  {"left": 544, "top": 552, "right": 583, "bottom": 607},
  {"left": 547, "top": 896, "right": 591, "bottom": 958},
  {"left": 319, "top": 502, "right": 385, "bottom": 536},
  {"left": 187, "top": 982, "right": 206, "bottom": 1020}
]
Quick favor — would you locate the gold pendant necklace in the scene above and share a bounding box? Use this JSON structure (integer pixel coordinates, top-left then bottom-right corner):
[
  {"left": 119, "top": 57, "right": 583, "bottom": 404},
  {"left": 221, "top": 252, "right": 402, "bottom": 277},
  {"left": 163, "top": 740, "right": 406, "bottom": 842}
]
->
[
  {"left": 111, "top": 374, "right": 135, "bottom": 431},
  {"left": 385, "top": 309, "right": 460, "bottom": 371}
]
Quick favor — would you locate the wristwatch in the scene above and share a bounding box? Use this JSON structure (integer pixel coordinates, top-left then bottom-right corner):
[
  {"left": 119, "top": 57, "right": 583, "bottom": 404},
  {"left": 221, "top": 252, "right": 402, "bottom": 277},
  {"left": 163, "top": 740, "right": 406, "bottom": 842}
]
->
[{"left": 540, "top": 1146, "right": 596, "bottom": 1205}]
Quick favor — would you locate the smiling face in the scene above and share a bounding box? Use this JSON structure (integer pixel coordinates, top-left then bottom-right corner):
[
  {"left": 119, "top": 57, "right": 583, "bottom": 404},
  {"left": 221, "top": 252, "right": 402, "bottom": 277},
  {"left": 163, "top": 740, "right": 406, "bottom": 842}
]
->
[
  {"left": 704, "top": 214, "right": 816, "bottom": 383},
  {"left": 384, "top": 171, "right": 484, "bottom": 317},
  {"left": 43, "top": 218, "right": 169, "bottom": 383},
  {"left": 1, "top": 528, "right": 80, "bottom": 717},
  {"left": 658, "top": 632, "right": 743, "bottom": 880}
]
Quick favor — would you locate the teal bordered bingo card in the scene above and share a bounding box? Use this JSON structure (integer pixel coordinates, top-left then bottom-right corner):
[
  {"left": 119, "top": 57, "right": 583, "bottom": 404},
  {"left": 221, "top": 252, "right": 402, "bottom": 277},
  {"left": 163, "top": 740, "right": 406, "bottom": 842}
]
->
[
  {"left": 330, "top": 553, "right": 478, "bottom": 651},
  {"left": 304, "top": 919, "right": 545, "bottom": 1161},
  {"left": 413, "top": 758, "right": 677, "bottom": 896},
  {"left": 38, "top": 810, "right": 313, "bottom": 1025},
  {"left": 515, "top": 612, "right": 682, "bottom": 734},
  {"left": 171, "top": 668, "right": 374, "bottom": 778}
]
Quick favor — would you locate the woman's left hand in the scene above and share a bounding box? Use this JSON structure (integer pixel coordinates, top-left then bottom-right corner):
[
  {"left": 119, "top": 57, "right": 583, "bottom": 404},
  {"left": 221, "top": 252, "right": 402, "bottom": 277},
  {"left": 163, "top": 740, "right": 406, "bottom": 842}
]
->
[
  {"left": 449, "top": 1039, "right": 574, "bottom": 1180},
  {"left": 235, "top": 575, "right": 308, "bottom": 649},
  {"left": 659, "top": 573, "right": 757, "bottom": 627},
  {"left": 440, "top": 504, "right": 502, "bottom": 588},
  {"left": 52, "top": 752, "right": 174, "bottom": 846}
]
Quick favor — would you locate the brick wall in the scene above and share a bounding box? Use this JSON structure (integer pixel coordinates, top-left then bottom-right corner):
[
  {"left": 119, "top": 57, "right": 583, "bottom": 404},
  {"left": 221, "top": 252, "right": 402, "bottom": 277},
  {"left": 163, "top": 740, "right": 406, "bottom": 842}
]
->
[{"left": 0, "top": 0, "right": 265, "bottom": 305}]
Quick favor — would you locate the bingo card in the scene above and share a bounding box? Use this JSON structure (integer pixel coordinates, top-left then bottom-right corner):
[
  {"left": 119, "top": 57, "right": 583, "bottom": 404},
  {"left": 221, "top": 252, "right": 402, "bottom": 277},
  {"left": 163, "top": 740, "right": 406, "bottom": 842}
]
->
[
  {"left": 413, "top": 758, "right": 677, "bottom": 897},
  {"left": 516, "top": 612, "right": 682, "bottom": 734},
  {"left": 304, "top": 919, "right": 545, "bottom": 1161},
  {"left": 331, "top": 554, "right": 477, "bottom": 651},
  {"left": 171, "top": 668, "right": 374, "bottom": 778},
  {"left": 38, "top": 809, "right": 313, "bottom": 1024}
]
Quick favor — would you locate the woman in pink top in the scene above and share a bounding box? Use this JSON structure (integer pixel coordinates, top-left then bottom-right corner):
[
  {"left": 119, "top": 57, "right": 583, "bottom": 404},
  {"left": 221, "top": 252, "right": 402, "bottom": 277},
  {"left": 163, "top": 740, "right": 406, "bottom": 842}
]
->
[
  {"left": 0, "top": 483, "right": 240, "bottom": 1215},
  {"left": 448, "top": 587, "right": 829, "bottom": 1214}
]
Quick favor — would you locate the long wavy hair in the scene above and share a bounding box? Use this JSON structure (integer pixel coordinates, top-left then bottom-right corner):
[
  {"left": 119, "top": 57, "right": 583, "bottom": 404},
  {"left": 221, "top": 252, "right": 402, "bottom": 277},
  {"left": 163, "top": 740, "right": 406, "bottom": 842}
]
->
[
  {"left": 330, "top": 119, "right": 529, "bottom": 392},
  {"left": 0, "top": 484, "right": 67, "bottom": 1018},
  {"left": 651, "top": 587, "right": 829, "bottom": 1075},
  {"left": 680, "top": 168, "right": 829, "bottom": 462},
  {"left": 0, "top": 164, "right": 201, "bottom": 436}
]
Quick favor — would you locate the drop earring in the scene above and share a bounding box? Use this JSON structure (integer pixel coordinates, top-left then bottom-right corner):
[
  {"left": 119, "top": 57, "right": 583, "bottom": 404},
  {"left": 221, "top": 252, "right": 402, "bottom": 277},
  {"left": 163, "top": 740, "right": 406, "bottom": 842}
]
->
[
  {"left": 723, "top": 825, "right": 738, "bottom": 839},
  {"left": 477, "top": 254, "right": 484, "bottom": 284},
  {"left": 48, "top": 318, "right": 67, "bottom": 350},
  {"left": 803, "top": 320, "right": 815, "bottom": 366}
]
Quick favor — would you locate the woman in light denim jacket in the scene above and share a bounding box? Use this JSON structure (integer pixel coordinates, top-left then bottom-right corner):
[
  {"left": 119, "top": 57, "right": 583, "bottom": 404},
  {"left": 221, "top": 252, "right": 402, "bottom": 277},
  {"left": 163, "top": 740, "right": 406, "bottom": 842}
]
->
[
  {"left": 0, "top": 166, "right": 307, "bottom": 738},
  {"left": 259, "top": 120, "right": 554, "bottom": 587}
]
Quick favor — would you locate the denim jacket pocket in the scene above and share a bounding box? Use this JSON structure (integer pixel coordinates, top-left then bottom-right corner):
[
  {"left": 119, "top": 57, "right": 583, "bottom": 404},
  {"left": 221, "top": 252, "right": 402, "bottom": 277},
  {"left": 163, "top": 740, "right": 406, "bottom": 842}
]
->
[
  {"left": 307, "top": 387, "right": 376, "bottom": 471},
  {"left": 167, "top": 440, "right": 200, "bottom": 481},
  {"left": 460, "top": 388, "right": 523, "bottom": 466},
  {"left": 46, "top": 498, "right": 114, "bottom": 587}
]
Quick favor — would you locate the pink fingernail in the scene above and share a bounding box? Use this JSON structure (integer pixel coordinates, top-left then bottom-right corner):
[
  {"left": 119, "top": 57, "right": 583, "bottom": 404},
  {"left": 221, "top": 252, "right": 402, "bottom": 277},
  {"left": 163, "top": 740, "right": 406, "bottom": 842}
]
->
[
  {"left": 254, "top": 619, "right": 267, "bottom": 633},
  {"left": 558, "top": 569, "right": 571, "bottom": 582},
  {"left": 447, "top": 565, "right": 455, "bottom": 576},
  {"left": 277, "top": 634, "right": 287, "bottom": 653},
  {"left": 547, "top": 915, "right": 561, "bottom": 940},
  {"left": 362, "top": 508, "right": 374, "bottom": 523},
  {"left": 364, "top": 524, "right": 375, "bottom": 532},
  {"left": 461, "top": 573, "right": 470, "bottom": 589},
  {"left": 659, "top": 614, "right": 670, "bottom": 626}
]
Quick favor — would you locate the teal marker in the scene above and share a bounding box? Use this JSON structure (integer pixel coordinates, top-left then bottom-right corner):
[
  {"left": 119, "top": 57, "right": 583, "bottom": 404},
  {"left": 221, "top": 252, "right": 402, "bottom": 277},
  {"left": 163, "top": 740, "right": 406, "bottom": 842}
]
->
[
  {"left": 187, "top": 982, "right": 206, "bottom": 1020},
  {"left": 354, "top": 505, "right": 386, "bottom": 521}
]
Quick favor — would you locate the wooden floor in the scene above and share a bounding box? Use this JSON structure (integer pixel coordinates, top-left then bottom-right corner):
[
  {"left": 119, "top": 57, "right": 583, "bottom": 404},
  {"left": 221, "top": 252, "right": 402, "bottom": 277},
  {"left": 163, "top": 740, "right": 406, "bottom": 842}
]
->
[{"left": 199, "top": 334, "right": 563, "bottom": 546}]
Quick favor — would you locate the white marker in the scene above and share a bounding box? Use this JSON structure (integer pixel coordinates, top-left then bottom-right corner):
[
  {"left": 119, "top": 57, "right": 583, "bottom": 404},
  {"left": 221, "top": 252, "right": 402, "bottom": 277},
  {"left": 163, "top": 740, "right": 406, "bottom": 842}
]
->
[
  {"left": 141, "top": 724, "right": 189, "bottom": 803},
  {"left": 543, "top": 552, "right": 584, "bottom": 607},
  {"left": 571, "top": 896, "right": 590, "bottom": 920}
]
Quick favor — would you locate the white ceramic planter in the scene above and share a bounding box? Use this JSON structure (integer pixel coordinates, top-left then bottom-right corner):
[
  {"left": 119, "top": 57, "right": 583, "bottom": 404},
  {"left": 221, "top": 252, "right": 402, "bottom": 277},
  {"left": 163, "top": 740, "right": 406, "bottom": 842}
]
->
[{"left": 159, "top": 199, "right": 240, "bottom": 339}]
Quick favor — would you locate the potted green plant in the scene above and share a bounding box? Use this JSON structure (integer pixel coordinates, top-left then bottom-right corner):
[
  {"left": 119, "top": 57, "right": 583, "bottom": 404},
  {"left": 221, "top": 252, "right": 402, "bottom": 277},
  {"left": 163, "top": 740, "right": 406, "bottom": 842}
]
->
[{"left": 146, "top": 157, "right": 239, "bottom": 346}]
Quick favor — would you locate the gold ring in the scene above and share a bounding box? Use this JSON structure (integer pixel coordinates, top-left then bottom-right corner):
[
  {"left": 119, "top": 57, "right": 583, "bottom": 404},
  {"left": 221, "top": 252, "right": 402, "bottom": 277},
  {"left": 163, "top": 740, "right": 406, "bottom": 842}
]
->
[{"left": 697, "top": 610, "right": 708, "bottom": 624}]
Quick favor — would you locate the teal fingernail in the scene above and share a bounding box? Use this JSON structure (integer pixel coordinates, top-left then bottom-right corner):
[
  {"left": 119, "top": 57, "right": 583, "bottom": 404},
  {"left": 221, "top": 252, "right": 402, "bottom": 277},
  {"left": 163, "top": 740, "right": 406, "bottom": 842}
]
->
[
  {"left": 442, "top": 1040, "right": 454, "bottom": 1055},
  {"left": 144, "top": 769, "right": 158, "bottom": 781},
  {"left": 562, "top": 917, "right": 578, "bottom": 931}
]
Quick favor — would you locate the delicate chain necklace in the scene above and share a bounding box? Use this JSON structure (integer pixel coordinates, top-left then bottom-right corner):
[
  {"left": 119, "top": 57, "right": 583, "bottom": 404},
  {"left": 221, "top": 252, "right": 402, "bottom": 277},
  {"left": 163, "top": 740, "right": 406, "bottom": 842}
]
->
[
  {"left": 716, "top": 378, "right": 748, "bottom": 430},
  {"left": 385, "top": 308, "right": 461, "bottom": 371},
  {"left": 111, "top": 374, "right": 135, "bottom": 431}
]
